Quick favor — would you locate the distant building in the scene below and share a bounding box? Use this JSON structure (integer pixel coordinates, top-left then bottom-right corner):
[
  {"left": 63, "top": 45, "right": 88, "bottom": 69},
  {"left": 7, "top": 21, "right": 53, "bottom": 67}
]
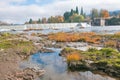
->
[
  {"left": 92, "top": 18, "right": 106, "bottom": 26},
  {"left": 92, "top": 17, "right": 113, "bottom": 26}
]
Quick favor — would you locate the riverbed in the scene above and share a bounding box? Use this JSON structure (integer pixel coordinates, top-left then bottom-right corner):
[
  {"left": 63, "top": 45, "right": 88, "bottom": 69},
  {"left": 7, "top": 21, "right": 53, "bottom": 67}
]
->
[{"left": 20, "top": 48, "right": 116, "bottom": 80}]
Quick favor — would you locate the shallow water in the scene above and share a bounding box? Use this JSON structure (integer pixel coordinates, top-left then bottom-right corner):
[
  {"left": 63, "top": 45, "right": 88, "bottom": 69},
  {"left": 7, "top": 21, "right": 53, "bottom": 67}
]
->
[
  {"left": 1, "top": 26, "right": 120, "bottom": 34},
  {"left": 20, "top": 48, "right": 116, "bottom": 80}
]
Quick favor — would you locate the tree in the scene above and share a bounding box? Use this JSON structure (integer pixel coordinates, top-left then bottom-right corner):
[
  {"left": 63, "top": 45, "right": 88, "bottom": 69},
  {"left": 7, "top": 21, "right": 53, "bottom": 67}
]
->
[
  {"left": 100, "top": 9, "right": 109, "bottom": 18},
  {"left": 76, "top": 6, "right": 79, "bottom": 14},
  {"left": 37, "top": 18, "right": 41, "bottom": 24},
  {"left": 70, "top": 9, "right": 74, "bottom": 16},
  {"left": 48, "top": 16, "right": 56, "bottom": 23},
  {"left": 29, "top": 18, "right": 33, "bottom": 24},
  {"left": 56, "top": 16, "right": 64, "bottom": 23},
  {"left": 80, "top": 7, "right": 84, "bottom": 16},
  {"left": 83, "top": 13, "right": 86, "bottom": 18},
  {"left": 64, "top": 12, "right": 71, "bottom": 22},
  {"left": 48, "top": 16, "right": 64, "bottom": 23},
  {"left": 91, "top": 8, "right": 99, "bottom": 20},
  {"left": 69, "top": 14, "right": 84, "bottom": 22},
  {"left": 107, "top": 17, "right": 120, "bottom": 25}
]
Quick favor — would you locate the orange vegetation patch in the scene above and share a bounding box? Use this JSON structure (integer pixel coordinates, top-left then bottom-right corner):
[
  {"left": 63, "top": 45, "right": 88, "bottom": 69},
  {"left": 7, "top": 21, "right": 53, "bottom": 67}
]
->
[
  {"left": 67, "top": 52, "right": 81, "bottom": 62},
  {"left": 48, "top": 32, "right": 101, "bottom": 44}
]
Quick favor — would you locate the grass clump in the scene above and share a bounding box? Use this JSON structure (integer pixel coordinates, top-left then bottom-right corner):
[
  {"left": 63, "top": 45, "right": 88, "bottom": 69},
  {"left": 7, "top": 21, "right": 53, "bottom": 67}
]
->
[{"left": 0, "top": 40, "right": 14, "bottom": 49}]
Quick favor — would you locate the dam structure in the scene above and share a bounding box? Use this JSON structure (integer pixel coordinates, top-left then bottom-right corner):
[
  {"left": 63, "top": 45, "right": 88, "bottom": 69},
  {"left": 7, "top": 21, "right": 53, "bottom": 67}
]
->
[
  {"left": 1, "top": 23, "right": 120, "bottom": 33},
  {"left": 26, "top": 23, "right": 79, "bottom": 29},
  {"left": 0, "top": 23, "right": 91, "bottom": 31}
]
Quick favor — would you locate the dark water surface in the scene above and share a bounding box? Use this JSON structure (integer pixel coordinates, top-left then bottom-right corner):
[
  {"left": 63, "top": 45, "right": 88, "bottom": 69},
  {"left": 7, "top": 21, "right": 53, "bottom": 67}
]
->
[{"left": 21, "top": 48, "right": 116, "bottom": 80}]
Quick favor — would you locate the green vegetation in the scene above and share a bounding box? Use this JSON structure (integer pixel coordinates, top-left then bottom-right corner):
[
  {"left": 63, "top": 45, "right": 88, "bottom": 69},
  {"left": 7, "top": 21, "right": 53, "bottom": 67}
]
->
[
  {"left": 69, "top": 14, "right": 84, "bottom": 22},
  {"left": 64, "top": 6, "right": 85, "bottom": 22},
  {"left": 0, "top": 40, "right": 35, "bottom": 54},
  {"left": 37, "top": 18, "right": 41, "bottom": 23},
  {"left": 29, "top": 18, "right": 33, "bottom": 24},
  {"left": 80, "top": 7, "right": 84, "bottom": 16},
  {"left": 91, "top": 8, "right": 99, "bottom": 20},
  {"left": 62, "top": 47, "right": 119, "bottom": 62},
  {"left": 107, "top": 17, "right": 120, "bottom": 25},
  {"left": 61, "top": 47, "right": 120, "bottom": 77},
  {"left": 0, "top": 33, "right": 35, "bottom": 55},
  {"left": 25, "top": 6, "right": 120, "bottom": 26},
  {"left": 0, "top": 33, "right": 17, "bottom": 43}
]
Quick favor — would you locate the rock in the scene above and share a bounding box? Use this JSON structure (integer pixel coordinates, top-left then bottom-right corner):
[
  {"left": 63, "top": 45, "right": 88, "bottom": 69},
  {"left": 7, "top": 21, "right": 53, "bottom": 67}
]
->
[
  {"left": 39, "top": 48, "right": 54, "bottom": 53},
  {"left": 5, "top": 68, "right": 45, "bottom": 80}
]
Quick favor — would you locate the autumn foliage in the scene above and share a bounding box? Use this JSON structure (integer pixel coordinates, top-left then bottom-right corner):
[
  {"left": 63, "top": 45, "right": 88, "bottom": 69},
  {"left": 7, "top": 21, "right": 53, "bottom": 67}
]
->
[
  {"left": 48, "top": 16, "right": 64, "bottom": 23},
  {"left": 67, "top": 52, "right": 81, "bottom": 62},
  {"left": 48, "top": 32, "right": 101, "bottom": 44},
  {"left": 100, "top": 9, "right": 110, "bottom": 18}
]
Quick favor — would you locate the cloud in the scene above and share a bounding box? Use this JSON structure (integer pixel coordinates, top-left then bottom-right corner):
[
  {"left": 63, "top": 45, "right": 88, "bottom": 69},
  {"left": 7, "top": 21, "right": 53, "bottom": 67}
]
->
[{"left": 0, "top": 0, "right": 120, "bottom": 24}]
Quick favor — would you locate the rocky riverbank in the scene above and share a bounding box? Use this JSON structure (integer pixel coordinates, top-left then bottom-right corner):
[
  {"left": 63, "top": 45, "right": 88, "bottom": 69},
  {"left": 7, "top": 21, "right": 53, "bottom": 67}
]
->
[
  {"left": 0, "top": 33, "right": 52, "bottom": 80},
  {"left": 60, "top": 47, "right": 120, "bottom": 79},
  {"left": 0, "top": 47, "right": 45, "bottom": 80},
  {"left": 1, "top": 32, "right": 120, "bottom": 80}
]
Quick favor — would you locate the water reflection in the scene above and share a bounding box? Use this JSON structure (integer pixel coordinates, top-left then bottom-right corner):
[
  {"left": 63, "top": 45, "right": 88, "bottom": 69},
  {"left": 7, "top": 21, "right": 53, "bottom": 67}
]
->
[{"left": 21, "top": 48, "right": 116, "bottom": 80}]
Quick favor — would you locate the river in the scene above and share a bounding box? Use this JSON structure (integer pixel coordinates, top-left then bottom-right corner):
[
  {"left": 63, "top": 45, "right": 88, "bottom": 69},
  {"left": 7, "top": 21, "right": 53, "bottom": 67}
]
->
[
  {"left": 20, "top": 48, "right": 116, "bottom": 80},
  {"left": 1, "top": 26, "right": 120, "bottom": 34}
]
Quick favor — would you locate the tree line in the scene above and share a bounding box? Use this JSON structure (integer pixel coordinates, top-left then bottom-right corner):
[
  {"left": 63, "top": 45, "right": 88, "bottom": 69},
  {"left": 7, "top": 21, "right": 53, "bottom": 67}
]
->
[
  {"left": 25, "top": 6, "right": 120, "bottom": 25},
  {"left": 25, "top": 6, "right": 86, "bottom": 24}
]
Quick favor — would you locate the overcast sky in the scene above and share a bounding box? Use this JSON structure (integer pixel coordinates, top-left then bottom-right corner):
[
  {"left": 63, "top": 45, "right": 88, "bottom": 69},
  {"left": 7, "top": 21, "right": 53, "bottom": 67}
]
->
[{"left": 0, "top": 0, "right": 120, "bottom": 24}]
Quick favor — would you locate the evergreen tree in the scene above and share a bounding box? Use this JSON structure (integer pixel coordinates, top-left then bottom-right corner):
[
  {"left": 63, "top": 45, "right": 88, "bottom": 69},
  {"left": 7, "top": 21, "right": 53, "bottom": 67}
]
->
[
  {"left": 83, "top": 13, "right": 86, "bottom": 18},
  {"left": 80, "top": 7, "right": 84, "bottom": 16},
  {"left": 37, "top": 18, "right": 41, "bottom": 24},
  {"left": 29, "top": 18, "right": 33, "bottom": 24},
  {"left": 64, "top": 12, "right": 71, "bottom": 21},
  {"left": 70, "top": 9, "right": 74, "bottom": 16},
  {"left": 76, "top": 6, "right": 79, "bottom": 14}
]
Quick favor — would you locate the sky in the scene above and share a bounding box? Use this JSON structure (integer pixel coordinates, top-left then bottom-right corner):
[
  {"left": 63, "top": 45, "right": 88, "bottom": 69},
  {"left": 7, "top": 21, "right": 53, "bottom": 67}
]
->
[{"left": 0, "top": 0, "right": 120, "bottom": 24}]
